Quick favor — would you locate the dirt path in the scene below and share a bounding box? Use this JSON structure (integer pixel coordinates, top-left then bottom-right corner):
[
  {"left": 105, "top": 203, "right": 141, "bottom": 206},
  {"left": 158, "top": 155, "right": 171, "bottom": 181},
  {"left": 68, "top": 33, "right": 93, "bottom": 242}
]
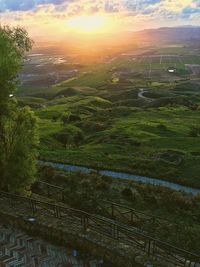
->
[{"left": 138, "top": 88, "right": 154, "bottom": 102}]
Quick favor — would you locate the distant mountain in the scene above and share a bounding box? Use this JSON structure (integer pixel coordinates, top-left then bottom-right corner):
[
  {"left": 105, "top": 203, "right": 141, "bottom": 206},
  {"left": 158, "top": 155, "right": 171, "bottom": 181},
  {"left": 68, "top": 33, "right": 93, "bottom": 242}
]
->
[
  {"left": 175, "top": 25, "right": 200, "bottom": 28},
  {"left": 134, "top": 26, "right": 200, "bottom": 43}
]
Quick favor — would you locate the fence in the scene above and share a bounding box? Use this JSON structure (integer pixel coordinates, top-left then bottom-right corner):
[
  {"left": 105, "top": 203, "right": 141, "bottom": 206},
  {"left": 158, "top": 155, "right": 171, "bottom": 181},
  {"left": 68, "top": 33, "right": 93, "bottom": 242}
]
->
[
  {"left": 0, "top": 190, "right": 199, "bottom": 267},
  {"left": 35, "top": 181, "right": 181, "bottom": 234}
]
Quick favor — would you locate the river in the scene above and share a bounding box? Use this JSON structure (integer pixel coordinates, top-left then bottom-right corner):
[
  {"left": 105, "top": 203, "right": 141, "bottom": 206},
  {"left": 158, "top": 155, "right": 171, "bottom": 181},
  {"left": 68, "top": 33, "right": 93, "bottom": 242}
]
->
[{"left": 41, "top": 161, "right": 200, "bottom": 195}]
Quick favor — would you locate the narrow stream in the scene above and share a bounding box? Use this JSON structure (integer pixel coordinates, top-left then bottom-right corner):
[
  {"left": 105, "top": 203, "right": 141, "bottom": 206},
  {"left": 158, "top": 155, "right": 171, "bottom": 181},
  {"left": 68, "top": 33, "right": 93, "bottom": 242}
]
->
[{"left": 41, "top": 161, "right": 200, "bottom": 195}]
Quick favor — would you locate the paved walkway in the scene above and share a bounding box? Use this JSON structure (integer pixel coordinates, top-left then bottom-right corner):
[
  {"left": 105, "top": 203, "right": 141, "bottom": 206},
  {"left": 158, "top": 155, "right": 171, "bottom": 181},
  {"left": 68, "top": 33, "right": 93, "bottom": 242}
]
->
[{"left": 0, "top": 223, "right": 103, "bottom": 267}]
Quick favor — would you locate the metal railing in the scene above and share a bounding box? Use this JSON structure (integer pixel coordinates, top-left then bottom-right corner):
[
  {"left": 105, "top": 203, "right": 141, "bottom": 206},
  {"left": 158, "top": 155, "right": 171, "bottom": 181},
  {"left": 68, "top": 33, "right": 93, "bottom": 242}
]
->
[
  {"left": 96, "top": 199, "right": 179, "bottom": 232},
  {"left": 34, "top": 180, "right": 181, "bottom": 233},
  {"left": 0, "top": 190, "right": 199, "bottom": 267},
  {"left": 33, "top": 180, "right": 65, "bottom": 202}
]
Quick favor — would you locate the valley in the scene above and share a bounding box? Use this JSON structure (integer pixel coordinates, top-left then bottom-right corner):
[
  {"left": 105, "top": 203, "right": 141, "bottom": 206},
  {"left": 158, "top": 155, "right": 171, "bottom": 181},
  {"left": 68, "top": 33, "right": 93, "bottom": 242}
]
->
[
  {"left": 1, "top": 9, "right": 200, "bottom": 265},
  {"left": 17, "top": 33, "right": 200, "bottom": 188}
]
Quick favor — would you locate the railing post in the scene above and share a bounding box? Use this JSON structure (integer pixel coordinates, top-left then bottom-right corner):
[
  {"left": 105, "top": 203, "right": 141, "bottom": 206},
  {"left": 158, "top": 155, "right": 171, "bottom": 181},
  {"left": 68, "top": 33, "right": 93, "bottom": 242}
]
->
[
  {"left": 147, "top": 239, "right": 152, "bottom": 256},
  {"left": 47, "top": 185, "right": 50, "bottom": 197},
  {"left": 57, "top": 206, "right": 60, "bottom": 218},
  {"left": 9, "top": 197, "right": 14, "bottom": 208},
  {"left": 82, "top": 216, "right": 88, "bottom": 231},
  {"left": 131, "top": 210, "right": 134, "bottom": 224},
  {"left": 115, "top": 225, "right": 119, "bottom": 239},
  {"left": 111, "top": 223, "right": 114, "bottom": 238},
  {"left": 186, "top": 259, "right": 192, "bottom": 267},
  {"left": 54, "top": 205, "right": 60, "bottom": 218},
  {"left": 111, "top": 204, "right": 114, "bottom": 218},
  {"left": 54, "top": 205, "right": 57, "bottom": 218},
  {"left": 62, "top": 191, "right": 65, "bottom": 202},
  {"left": 112, "top": 224, "right": 119, "bottom": 239},
  {"left": 29, "top": 199, "right": 36, "bottom": 214}
]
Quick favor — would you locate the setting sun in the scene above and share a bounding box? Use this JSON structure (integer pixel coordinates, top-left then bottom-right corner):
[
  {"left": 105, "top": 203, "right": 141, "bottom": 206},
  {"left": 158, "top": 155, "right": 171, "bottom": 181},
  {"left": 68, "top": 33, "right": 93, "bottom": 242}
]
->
[{"left": 67, "top": 15, "right": 108, "bottom": 34}]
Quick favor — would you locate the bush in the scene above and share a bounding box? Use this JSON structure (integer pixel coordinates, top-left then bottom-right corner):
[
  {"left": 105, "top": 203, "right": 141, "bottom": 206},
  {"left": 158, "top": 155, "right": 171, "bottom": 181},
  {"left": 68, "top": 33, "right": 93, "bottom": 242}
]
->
[
  {"left": 163, "top": 191, "right": 193, "bottom": 209},
  {"left": 101, "top": 175, "right": 112, "bottom": 184},
  {"left": 40, "top": 166, "right": 57, "bottom": 183},
  {"left": 54, "top": 125, "right": 84, "bottom": 146},
  {"left": 121, "top": 188, "right": 133, "bottom": 200},
  {"left": 157, "top": 124, "right": 167, "bottom": 131},
  {"left": 61, "top": 113, "right": 81, "bottom": 124},
  {"left": 96, "top": 181, "right": 109, "bottom": 191},
  {"left": 82, "top": 120, "right": 107, "bottom": 132},
  {"left": 189, "top": 127, "right": 200, "bottom": 137}
]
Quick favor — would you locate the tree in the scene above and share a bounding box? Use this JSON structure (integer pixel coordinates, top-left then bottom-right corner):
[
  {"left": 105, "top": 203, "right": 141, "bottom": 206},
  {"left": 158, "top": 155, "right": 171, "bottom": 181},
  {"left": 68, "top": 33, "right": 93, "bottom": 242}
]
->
[
  {"left": 0, "top": 26, "right": 38, "bottom": 192},
  {"left": 0, "top": 26, "right": 32, "bottom": 114}
]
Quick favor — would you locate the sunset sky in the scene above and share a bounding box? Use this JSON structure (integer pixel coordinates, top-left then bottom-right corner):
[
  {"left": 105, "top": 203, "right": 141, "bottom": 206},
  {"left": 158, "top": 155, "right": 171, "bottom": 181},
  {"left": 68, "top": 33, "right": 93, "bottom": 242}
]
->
[{"left": 0, "top": 0, "right": 200, "bottom": 39}]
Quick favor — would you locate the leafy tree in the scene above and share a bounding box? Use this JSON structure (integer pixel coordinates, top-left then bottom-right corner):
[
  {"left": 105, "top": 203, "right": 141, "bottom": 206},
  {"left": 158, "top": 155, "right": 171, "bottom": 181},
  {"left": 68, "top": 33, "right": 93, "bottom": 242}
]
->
[
  {"left": 0, "top": 26, "right": 32, "bottom": 114},
  {"left": 0, "top": 26, "right": 38, "bottom": 192}
]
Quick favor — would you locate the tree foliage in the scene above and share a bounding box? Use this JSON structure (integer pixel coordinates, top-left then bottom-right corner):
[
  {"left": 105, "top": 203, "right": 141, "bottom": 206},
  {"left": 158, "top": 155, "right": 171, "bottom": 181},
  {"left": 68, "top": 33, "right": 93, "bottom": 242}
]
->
[
  {"left": 0, "top": 26, "right": 38, "bottom": 192},
  {"left": 0, "top": 26, "right": 32, "bottom": 114}
]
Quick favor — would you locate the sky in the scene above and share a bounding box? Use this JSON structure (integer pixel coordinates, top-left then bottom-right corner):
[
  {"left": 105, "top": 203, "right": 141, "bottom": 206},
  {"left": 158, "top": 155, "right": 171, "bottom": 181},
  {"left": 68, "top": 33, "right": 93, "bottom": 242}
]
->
[{"left": 0, "top": 0, "right": 200, "bottom": 39}]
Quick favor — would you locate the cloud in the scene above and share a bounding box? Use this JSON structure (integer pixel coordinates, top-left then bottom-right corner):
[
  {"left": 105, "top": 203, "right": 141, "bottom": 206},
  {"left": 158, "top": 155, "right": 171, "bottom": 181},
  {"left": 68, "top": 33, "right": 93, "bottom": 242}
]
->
[
  {"left": 0, "top": 0, "right": 199, "bottom": 18},
  {"left": 0, "top": 0, "right": 68, "bottom": 12},
  {"left": 0, "top": 0, "right": 199, "bottom": 35},
  {"left": 181, "top": 5, "right": 200, "bottom": 18}
]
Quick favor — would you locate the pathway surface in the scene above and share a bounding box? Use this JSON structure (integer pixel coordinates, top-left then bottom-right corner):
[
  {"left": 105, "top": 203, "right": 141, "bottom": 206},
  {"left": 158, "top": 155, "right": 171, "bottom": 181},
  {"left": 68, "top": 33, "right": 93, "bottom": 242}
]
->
[
  {"left": 138, "top": 88, "right": 153, "bottom": 102},
  {"left": 0, "top": 191, "right": 199, "bottom": 267},
  {"left": 0, "top": 223, "right": 103, "bottom": 267}
]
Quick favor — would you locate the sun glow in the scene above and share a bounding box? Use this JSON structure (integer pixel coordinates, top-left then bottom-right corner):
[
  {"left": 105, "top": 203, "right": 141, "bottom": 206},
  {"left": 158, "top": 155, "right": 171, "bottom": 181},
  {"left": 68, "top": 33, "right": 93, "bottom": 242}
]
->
[{"left": 67, "top": 15, "right": 109, "bottom": 34}]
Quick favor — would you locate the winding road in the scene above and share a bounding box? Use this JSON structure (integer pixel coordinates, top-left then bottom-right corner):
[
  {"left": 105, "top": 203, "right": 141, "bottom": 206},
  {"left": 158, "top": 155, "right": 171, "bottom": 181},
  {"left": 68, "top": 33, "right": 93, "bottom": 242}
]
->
[{"left": 138, "top": 88, "right": 154, "bottom": 102}]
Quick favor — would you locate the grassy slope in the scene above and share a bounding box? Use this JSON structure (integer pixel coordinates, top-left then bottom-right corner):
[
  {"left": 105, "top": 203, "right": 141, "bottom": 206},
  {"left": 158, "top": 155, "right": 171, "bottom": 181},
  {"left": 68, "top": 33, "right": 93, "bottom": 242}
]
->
[
  {"left": 37, "top": 104, "right": 200, "bottom": 187},
  {"left": 18, "top": 52, "right": 200, "bottom": 188}
]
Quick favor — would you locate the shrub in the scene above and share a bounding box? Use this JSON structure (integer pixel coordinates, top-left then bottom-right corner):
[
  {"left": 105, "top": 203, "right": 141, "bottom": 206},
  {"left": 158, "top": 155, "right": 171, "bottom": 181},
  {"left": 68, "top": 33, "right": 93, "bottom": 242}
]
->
[
  {"left": 189, "top": 127, "right": 200, "bottom": 137},
  {"left": 101, "top": 175, "right": 112, "bottom": 184},
  {"left": 54, "top": 125, "right": 84, "bottom": 146},
  {"left": 96, "top": 181, "right": 110, "bottom": 191},
  {"left": 40, "top": 166, "right": 56, "bottom": 183},
  {"left": 121, "top": 188, "right": 133, "bottom": 200},
  {"left": 61, "top": 113, "right": 81, "bottom": 124},
  {"left": 163, "top": 192, "right": 193, "bottom": 209}
]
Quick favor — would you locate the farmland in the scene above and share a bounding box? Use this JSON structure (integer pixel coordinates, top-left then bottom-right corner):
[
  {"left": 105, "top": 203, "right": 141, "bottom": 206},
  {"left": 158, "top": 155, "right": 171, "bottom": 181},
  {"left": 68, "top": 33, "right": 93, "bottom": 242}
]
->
[
  {"left": 17, "top": 43, "right": 200, "bottom": 188},
  {"left": 19, "top": 51, "right": 200, "bottom": 91}
]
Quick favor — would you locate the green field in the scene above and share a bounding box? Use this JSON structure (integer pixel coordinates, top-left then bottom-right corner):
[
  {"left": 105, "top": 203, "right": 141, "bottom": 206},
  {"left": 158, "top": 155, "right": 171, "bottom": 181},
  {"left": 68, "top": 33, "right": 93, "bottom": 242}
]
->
[{"left": 17, "top": 50, "right": 200, "bottom": 188}]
